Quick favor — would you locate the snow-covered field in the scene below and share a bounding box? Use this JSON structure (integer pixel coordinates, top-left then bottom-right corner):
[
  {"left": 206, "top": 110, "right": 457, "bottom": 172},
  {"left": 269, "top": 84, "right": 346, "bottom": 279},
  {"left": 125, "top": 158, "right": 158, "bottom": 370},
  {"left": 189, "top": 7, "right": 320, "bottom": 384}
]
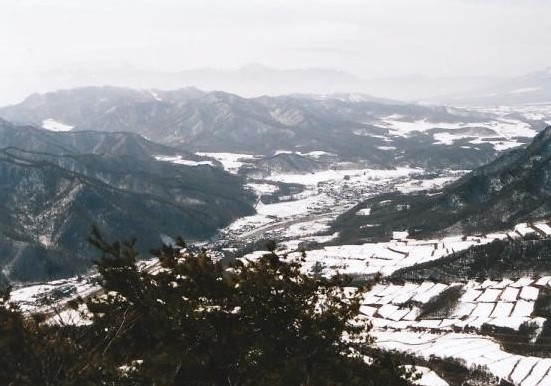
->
[
  {"left": 10, "top": 277, "right": 98, "bottom": 314},
  {"left": 195, "top": 152, "right": 260, "bottom": 173},
  {"left": 363, "top": 274, "right": 551, "bottom": 385},
  {"left": 361, "top": 278, "right": 547, "bottom": 331},
  {"left": 264, "top": 167, "right": 421, "bottom": 186},
  {"left": 478, "top": 104, "right": 551, "bottom": 126},
  {"left": 220, "top": 164, "right": 461, "bottom": 244},
  {"left": 154, "top": 155, "right": 215, "bottom": 166},
  {"left": 366, "top": 103, "right": 551, "bottom": 152},
  {"left": 378, "top": 115, "right": 537, "bottom": 140},
  {"left": 376, "top": 331, "right": 551, "bottom": 386},
  {"left": 292, "top": 234, "right": 502, "bottom": 277},
  {"left": 234, "top": 218, "right": 551, "bottom": 384},
  {"left": 239, "top": 226, "right": 528, "bottom": 278}
]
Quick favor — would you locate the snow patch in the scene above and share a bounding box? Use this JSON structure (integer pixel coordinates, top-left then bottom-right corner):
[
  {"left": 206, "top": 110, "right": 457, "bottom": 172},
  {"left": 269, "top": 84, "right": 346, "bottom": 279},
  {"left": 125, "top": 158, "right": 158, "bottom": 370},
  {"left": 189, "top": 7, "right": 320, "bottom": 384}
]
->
[
  {"left": 41, "top": 118, "right": 73, "bottom": 132},
  {"left": 154, "top": 155, "right": 214, "bottom": 167}
]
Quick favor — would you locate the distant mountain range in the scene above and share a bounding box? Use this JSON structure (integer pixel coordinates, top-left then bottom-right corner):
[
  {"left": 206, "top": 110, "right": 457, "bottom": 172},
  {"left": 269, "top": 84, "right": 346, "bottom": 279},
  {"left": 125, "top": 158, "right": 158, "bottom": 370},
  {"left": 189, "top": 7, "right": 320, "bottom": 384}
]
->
[
  {"left": 0, "top": 64, "right": 505, "bottom": 104},
  {"left": 433, "top": 67, "right": 551, "bottom": 106},
  {"left": 3, "top": 64, "right": 551, "bottom": 107},
  {"left": 0, "top": 120, "right": 255, "bottom": 283},
  {"left": 2, "top": 86, "right": 544, "bottom": 170},
  {"left": 334, "top": 126, "right": 551, "bottom": 242}
]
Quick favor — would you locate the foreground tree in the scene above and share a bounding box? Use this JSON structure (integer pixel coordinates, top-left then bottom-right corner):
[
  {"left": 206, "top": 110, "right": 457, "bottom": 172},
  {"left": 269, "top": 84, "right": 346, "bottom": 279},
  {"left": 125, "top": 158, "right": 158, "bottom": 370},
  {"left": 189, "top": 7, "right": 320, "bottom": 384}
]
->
[
  {"left": 0, "top": 231, "right": 409, "bottom": 385},
  {"left": 86, "top": 230, "right": 409, "bottom": 385}
]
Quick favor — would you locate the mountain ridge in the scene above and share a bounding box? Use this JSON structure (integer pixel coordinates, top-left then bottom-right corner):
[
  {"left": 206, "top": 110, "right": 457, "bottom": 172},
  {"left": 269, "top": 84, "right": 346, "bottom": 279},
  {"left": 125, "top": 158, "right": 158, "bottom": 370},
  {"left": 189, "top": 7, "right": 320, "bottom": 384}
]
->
[
  {"left": 0, "top": 121, "right": 255, "bottom": 283},
  {"left": 0, "top": 86, "right": 524, "bottom": 170},
  {"left": 333, "top": 126, "right": 551, "bottom": 242}
]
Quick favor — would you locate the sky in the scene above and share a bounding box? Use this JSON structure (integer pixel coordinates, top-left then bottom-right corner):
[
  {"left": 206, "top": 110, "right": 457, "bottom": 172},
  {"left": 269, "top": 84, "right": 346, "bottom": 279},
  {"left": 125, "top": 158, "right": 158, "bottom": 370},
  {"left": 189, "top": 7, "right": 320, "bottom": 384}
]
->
[{"left": 0, "top": 0, "right": 550, "bottom": 103}]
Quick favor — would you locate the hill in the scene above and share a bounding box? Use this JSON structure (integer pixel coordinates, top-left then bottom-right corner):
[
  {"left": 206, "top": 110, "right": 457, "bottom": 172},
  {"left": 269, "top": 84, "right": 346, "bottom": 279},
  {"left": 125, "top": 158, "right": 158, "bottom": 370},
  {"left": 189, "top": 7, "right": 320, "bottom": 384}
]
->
[
  {"left": 0, "top": 86, "right": 534, "bottom": 169},
  {"left": 333, "top": 126, "right": 551, "bottom": 242},
  {"left": 0, "top": 121, "right": 255, "bottom": 282}
]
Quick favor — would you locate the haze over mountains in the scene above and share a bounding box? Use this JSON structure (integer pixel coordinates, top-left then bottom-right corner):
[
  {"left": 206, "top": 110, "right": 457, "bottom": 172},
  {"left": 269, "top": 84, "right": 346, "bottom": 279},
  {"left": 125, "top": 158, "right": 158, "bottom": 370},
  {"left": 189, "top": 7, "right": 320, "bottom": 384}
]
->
[
  {"left": 435, "top": 67, "right": 551, "bottom": 106},
  {"left": 3, "top": 64, "right": 551, "bottom": 107},
  {"left": 3, "top": 1, "right": 551, "bottom": 383},
  {"left": 2, "top": 86, "right": 547, "bottom": 172}
]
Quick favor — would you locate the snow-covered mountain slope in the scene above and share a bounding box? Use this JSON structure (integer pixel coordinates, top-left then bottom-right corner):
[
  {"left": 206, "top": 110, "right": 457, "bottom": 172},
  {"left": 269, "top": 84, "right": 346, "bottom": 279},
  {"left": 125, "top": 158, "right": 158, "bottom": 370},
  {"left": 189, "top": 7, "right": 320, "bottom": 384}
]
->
[
  {"left": 334, "top": 126, "right": 551, "bottom": 242},
  {"left": 1, "top": 86, "right": 547, "bottom": 170}
]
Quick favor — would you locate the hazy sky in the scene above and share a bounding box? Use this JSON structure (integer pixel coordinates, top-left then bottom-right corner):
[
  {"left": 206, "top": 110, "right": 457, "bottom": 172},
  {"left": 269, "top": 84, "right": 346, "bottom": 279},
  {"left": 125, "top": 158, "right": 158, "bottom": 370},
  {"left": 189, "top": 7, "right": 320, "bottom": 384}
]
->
[
  {"left": 0, "top": 0, "right": 550, "bottom": 105},
  {"left": 1, "top": 0, "right": 550, "bottom": 77}
]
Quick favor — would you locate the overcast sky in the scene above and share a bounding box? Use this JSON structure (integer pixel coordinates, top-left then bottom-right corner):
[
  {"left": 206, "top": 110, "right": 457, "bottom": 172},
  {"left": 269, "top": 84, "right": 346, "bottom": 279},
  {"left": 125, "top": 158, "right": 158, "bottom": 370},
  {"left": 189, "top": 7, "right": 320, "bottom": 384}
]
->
[{"left": 0, "top": 0, "right": 550, "bottom": 103}]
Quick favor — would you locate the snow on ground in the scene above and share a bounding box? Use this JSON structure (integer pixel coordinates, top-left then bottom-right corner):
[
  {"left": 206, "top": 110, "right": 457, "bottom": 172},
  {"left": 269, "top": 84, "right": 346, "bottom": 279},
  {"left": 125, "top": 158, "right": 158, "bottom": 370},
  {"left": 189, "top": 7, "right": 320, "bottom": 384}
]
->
[
  {"left": 477, "top": 288, "right": 502, "bottom": 302},
  {"left": 256, "top": 193, "right": 331, "bottom": 218},
  {"left": 274, "top": 150, "right": 336, "bottom": 158},
  {"left": 375, "top": 331, "right": 551, "bottom": 386},
  {"left": 372, "top": 107, "right": 541, "bottom": 152},
  {"left": 433, "top": 132, "right": 462, "bottom": 145},
  {"left": 246, "top": 182, "right": 279, "bottom": 195},
  {"left": 376, "top": 117, "right": 466, "bottom": 135},
  {"left": 10, "top": 284, "right": 58, "bottom": 308},
  {"left": 535, "top": 276, "right": 551, "bottom": 287},
  {"left": 154, "top": 155, "right": 215, "bottom": 167},
  {"left": 476, "top": 104, "right": 551, "bottom": 129},
  {"left": 515, "top": 223, "right": 537, "bottom": 237},
  {"left": 512, "top": 278, "right": 536, "bottom": 288},
  {"left": 225, "top": 214, "right": 274, "bottom": 236},
  {"left": 377, "top": 115, "right": 537, "bottom": 140},
  {"left": 360, "top": 276, "right": 545, "bottom": 329},
  {"left": 520, "top": 286, "right": 539, "bottom": 301},
  {"left": 222, "top": 165, "right": 446, "bottom": 244},
  {"left": 265, "top": 166, "right": 420, "bottom": 185},
  {"left": 266, "top": 232, "right": 509, "bottom": 278},
  {"left": 490, "top": 302, "right": 515, "bottom": 318},
  {"left": 501, "top": 287, "right": 520, "bottom": 301},
  {"left": 303, "top": 150, "right": 335, "bottom": 158},
  {"left": 523, "top": 359, "right": 551, "bottom": 386},
  {"left": 235, "top": 205, "right": 546, "bottom": 284},
  {"left": 10, "top": 277, "right": 99, "bottom": 313},
  {"left": 492, "top": 140, "right": 525, "bottom": 151},
  {"left": 534, "top": 223, "right": 551, "bottom": 236},
  {"left": 279, "top": 218, "right": 332, "bottom": 239},
  {"left": 236, "top": 216, "right": 551, "bottom": 384},
  {"left": 396, "top": 174, "right": 465, "bottom": 193},
  {"left": 487, "top": 119, "right": 538, "bottom": 138},
  {"left": 451, "top": 281, "right": 538, "bottom": 328},
  {"left": 41, "top": 118, "right": 74, "bottom": 131},
  {"left": 511, "top": 300, "right": 535, "bottom": 318},
  {"left": 195, "top": 152, "right": 259, "bottom": 173},
  {"left": 356, "top": 208, "right": 371, "bottom": 216}
]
